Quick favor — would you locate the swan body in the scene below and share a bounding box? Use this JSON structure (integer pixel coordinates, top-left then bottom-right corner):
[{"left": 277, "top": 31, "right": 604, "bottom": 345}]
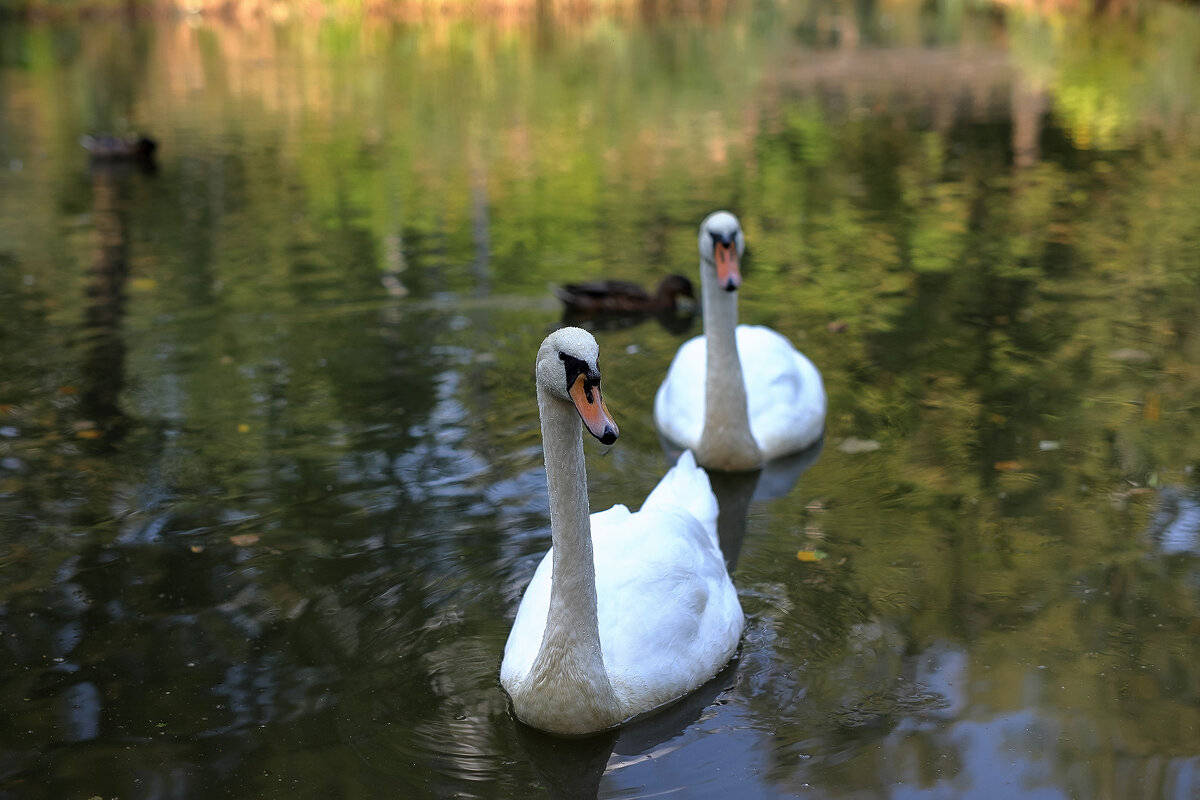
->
[
  {"left": 656, "top": 326, "right": 825, "bottom": 466},
  {"left": 501, "top": 328, "right": 743, "bottom": 736},
  {"left": 655, "top": 211, "right": 826, "bottom": 471}
]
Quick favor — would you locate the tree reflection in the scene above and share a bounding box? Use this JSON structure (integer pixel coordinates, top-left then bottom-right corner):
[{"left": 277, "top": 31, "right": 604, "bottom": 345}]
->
[{"left": 0, "top": 0, "right": 1199, "bottom": 797}]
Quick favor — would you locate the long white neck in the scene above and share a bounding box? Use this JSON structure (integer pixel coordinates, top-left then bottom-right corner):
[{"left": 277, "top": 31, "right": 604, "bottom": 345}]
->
[
  {"left": 518, "top": 382, "right": 623, "bottom": 733},
  {"left": 698, "top": 258, "right": 763, "bottom": 471}
]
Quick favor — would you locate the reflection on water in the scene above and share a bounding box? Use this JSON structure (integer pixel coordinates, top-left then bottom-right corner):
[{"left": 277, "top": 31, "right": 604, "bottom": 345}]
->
[
  {"left": 1148, "top": 488, "right": 1200, "bottom": 556},
  {"left": 2, "top": 0, "right": 1200, "bottom": 797}
]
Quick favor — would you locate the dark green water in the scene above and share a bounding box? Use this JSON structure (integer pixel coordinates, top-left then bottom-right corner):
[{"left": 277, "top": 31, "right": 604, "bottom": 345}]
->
[{"left": 2, "top": 2, "right": 1200, "bottom": 798}]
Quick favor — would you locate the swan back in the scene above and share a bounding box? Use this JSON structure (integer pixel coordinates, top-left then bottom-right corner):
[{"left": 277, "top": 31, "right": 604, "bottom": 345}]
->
[
  {"left": 641, "top": 449, "right": 718, "bottom": 533},
  {"left": 505, "top": 450, "right": 741, "bottom": 728}
]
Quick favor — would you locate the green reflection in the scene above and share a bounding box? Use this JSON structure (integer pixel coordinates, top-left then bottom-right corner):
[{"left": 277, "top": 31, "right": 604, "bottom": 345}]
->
[{"left": 0, "top": 1, "right": 1199, "bottom": 798}]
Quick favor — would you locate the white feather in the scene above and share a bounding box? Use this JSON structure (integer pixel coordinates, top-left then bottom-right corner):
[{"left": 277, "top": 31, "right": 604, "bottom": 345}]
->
[
  {"left": 655, "top": 325, "right": 826, "bottom": 460},
  {"left": 501, "top": 380, "right": 743, "bottom": 736},
  {"left": 654, "top": 212, "right": 826, "bottom": 469}
]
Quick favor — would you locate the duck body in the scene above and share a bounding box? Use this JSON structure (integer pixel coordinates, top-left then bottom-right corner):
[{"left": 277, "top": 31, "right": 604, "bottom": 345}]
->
[
  {"left": 655, "top": 325, "right": 825, "bottom": 464},
  {"left": 556, "top": 275, "right": 694, "bottom": 316},
  {"left": 501, "top": 328, "right": 743, "bottom": 736},
  {"left": 81, "top": 134, "right": 157, "bottom": 161},
  {"left": 654, "top": 211, "right": 826, "bottom": 472}
]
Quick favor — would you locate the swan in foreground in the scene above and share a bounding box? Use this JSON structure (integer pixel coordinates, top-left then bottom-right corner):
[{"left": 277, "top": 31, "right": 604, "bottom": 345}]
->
[
  {"left": 654, "top": 211, "right": 826, "bottom": 472},
  {"left": 501, "top": 327, "right": 744, "bottom": 736}
]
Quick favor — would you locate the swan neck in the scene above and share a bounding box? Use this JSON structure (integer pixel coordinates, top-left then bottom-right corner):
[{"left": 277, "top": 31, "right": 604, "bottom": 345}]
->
[
  {"left": 701, "top": 259, "right": 740, "bottom": 358},
  {"left": 538, "top": 386, "right": 598, "bottom": 620},
  {"left": 699, "top": 258, "right": 762, "bottom": 470},
  {"left": 525, "top": 383, "right": 621, "bottom": 727}
]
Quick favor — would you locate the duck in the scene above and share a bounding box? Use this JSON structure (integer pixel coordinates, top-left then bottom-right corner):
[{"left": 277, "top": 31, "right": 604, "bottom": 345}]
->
[
  {"left": 555, "top": 275, "right": 695, "bottom": 316},
  {"left": 654, "top": 211, "right": 826, "bottom": 472},
  {"left": 81, "top": 134, "right": 158, "bottom": 176},
  {"left": 81, "top": 134, "right": 158, "bottom": 161},
  {"left": 501, "top": 327, "right": 744, "bottom": 736}
]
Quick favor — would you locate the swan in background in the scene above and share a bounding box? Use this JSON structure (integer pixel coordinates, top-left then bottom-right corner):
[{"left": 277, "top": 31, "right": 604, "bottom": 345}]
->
[
  {"left": 501, "top": 327, "right": 744, "bottom": 736},
  {"left": 654, "top": 211, "right": 826, "bottom": 472}
]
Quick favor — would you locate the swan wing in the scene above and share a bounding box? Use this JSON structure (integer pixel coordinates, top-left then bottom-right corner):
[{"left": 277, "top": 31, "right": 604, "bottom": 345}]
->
[
  {"left": 592, "top": 503, "right": 743, "bottom": 711},
  {"left": 500, "top": 549, "right": 554, "bottom": 686},
  {"left": 652, "top": 335, "right": 707, "bottom": 452},
  {"left": 502, "top": 464, "right": 742, "bottom": 715},
  {"left": 641, "top": 449, "right": 719, "bottom": 537},
  {"left": 737, "top": 325, "right": 826, "bottom": 459}
]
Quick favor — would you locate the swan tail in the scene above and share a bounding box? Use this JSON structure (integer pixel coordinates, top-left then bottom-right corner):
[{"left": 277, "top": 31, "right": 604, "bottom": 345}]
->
[{"left": 641, "top": 450, "right": 718, "bottom": 531}]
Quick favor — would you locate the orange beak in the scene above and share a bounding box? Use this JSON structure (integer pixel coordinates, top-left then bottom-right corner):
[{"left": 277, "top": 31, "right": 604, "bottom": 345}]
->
[
  {"left": 569, "top": 375, "right": 618, "bottom": 445},
  {"left": 715, "top": 242, "right": 741, "bottom": 291}
]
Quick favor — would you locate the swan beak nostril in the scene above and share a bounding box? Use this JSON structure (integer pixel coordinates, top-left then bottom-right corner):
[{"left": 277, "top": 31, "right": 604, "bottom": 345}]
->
[{"left": 598, "top": 426, "right": 618, "bottom": 446}]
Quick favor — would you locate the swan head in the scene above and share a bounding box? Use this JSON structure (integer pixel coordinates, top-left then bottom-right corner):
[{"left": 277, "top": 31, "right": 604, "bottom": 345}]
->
[
  {"left": 537, "top": 328, "right": 619, "bottom": 445},
  {"left": 698, "top": 210, "right": 744, "bottom": 293}
]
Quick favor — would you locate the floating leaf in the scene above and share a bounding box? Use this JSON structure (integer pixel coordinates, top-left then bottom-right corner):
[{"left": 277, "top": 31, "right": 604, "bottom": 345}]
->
[
  {"left": 75, "top": 429, "right": 103, "bottom": 440},
  {"left": 56, "top": 385, "right": 78, "bottom": 395},
  {"left": 1144, "top": 392, "right": 1160, "bottom": 421},
  {"left": 237, "top": 423, "right": 250, "bottom": 433},
  {"left": 797, "top": 549, "right": 828, "bottom": 562},
  {"left": 838, "top": 437, "right": 880, "bottom": 454},
  {"left": 994, "top": 460, "right": 1023, "bottom": 472},
  {"left": 1109, "top": 348, "right": 1152, "bottom": 363},
  {"left": 189, "top": 544, "right": 205, "bottom": 553},
  {"left": 229, "top": 533, "right": 259, "bottom": 547}
]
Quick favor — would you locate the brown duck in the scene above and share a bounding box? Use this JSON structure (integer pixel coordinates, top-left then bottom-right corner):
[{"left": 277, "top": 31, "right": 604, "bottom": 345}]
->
[
  {"left": 555, "top": 274, "right": 695, "bottom": 316},
  {"left": 81, "top": 134, "right": 157, "bottom": 161}
]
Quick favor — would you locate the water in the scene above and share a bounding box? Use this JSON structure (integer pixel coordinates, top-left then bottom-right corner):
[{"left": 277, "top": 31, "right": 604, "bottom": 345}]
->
[{"left": 2, "top": 2, "right": 1200, "bottom": 798}]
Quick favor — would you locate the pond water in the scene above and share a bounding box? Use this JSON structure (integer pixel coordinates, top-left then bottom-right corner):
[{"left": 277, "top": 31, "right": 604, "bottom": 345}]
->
[{"left": 2, "top": 2, "right": 1200, "bottom": 798}]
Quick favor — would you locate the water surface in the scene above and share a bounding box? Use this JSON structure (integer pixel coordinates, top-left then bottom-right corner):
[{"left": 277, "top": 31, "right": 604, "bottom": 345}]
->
[{"left": 2, "top": 2, "right": 1200, "bottom": 798}]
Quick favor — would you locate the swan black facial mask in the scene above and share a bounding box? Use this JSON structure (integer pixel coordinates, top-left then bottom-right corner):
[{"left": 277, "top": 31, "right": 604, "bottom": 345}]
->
[{"left": 559, "top": 353, "right": 618, "bottom": 445}]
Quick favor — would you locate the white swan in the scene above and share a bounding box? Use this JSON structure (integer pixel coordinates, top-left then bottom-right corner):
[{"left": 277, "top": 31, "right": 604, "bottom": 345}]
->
[
  {"left": 654, "top": 211, "right": 826, "bottom": 472},
  {"left": 501, "top": 327, "right": 744, "bottom": 736}
]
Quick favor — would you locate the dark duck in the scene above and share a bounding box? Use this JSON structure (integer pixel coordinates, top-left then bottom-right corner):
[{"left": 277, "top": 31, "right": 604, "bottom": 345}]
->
[{"left": 555, "top": 275, "right": 696, "bottom": 333}]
